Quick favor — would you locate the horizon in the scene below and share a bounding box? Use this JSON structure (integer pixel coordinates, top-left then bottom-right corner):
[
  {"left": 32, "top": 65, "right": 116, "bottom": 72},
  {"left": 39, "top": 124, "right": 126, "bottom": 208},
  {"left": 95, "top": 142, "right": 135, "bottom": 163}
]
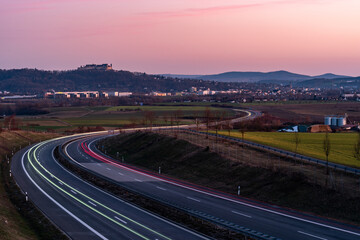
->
[
  {"left": 0, "top": 66, "right": 357, "bottom": 78},
  {"left": 1, "top": 0, "right": 360, "bottom": 76}
]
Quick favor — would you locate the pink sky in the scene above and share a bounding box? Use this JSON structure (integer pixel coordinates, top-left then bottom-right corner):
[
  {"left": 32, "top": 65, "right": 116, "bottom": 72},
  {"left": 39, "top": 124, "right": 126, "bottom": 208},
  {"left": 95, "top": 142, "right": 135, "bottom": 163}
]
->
[{"left": 0, "top": 0, "right": 359, "bottom": 76}]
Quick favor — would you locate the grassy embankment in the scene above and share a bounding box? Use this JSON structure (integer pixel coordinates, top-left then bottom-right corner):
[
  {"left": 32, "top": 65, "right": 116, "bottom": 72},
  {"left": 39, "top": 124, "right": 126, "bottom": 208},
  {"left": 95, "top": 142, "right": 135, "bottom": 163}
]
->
[
  {"left": 215, "top": 131, "right": 360, "bottom": 168},
  {"left": 100, "top": 132, "right": 360, "bottom": 226},
  {"left": 0, "top": 131, "right": 63, "bottom": 240}
]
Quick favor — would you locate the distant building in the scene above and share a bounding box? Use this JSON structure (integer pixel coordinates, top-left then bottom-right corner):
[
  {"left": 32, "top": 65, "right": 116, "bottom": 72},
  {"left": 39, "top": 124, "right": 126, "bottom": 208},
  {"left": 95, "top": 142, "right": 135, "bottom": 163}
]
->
[
  {"left": 107, "top": 92, "right": 132, "bottom": 97},
  {"left": 190, "top": 87, "right": 197, "bottom": 92},
  {"left": 78, "top": 64, "right": 113, "bottom": 71},
  {"left": 45, "top": 91, "right": 132, "bottom": 99}
]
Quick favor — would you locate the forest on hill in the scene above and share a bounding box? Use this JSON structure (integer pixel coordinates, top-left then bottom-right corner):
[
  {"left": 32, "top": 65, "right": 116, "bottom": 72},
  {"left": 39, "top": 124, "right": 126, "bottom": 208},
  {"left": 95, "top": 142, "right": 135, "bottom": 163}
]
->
[{"left": 0, "top": 69, "right": 251, "bottom": 93}]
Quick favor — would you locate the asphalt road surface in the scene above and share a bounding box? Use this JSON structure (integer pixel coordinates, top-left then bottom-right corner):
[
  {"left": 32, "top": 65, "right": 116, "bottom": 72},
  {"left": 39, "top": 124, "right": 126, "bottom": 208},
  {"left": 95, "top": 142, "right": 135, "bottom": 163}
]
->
[
  {"left": 63, "top": 134, "right": 360, "bottom": 240},
  {"left": 11, "top": 135, "right": 209, "bottom": 240}
]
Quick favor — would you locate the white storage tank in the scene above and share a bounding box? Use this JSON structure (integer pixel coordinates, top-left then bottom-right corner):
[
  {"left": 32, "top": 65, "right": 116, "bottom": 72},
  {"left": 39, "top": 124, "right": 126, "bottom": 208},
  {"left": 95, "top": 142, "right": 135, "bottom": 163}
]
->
[
  {"left": 331, "top": 117, "right": 337, "bottom": 126},
  {"left": 324, "top": 116, "right": 332, "bottom": 125},
  {"left": 337, "top": 117, "right": 346, "bottom": 126}
]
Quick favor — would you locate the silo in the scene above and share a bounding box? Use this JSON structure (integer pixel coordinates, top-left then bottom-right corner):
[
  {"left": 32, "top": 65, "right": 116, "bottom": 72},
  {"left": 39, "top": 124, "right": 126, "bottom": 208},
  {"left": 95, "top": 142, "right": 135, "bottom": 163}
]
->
[
  {"left": 324, "top": 116, "right": 332, "bottom": 125},
  {"left": 337, "top": 117, "right": 346, "bottom": 126},
  {"left": 331, "top": 117, "right": 337, "bottom": 126}
]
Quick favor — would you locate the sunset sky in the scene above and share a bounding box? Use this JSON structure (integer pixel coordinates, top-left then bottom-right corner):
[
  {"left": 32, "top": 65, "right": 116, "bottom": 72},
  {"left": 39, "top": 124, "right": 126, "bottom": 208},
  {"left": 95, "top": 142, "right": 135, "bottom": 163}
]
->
[{"left": 1, "top": 0, "right": 359, "bottom": 75}]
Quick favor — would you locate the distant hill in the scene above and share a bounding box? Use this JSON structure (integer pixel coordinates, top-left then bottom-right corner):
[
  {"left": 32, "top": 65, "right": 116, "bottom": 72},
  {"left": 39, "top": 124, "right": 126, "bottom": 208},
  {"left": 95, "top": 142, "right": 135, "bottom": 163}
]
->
[
  {"left": 312, "top": 73, "right": 350, "bottom": 79},
  {"left": 295, "top": 77, "right": 360, "bottom": 88},
  {"left": 161, "top": 71, "right": 350, "bottom": 83},
  {"left": 0, "top": 68, "right": 246, "bottom": 94}
]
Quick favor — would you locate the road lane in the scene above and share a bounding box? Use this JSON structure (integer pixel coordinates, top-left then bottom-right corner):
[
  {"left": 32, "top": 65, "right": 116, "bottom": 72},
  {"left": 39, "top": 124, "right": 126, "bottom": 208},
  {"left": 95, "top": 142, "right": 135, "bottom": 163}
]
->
[
  {"left": 12, "top": 135, "right": 209, "bottom": 240},
  {"left": 63, "top": 135, "right": 360, "bottom": 240}
]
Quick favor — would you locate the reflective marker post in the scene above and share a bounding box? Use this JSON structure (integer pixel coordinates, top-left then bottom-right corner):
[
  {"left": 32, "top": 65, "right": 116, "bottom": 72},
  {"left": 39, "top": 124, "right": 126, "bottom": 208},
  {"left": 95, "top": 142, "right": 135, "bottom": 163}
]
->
[
  {"left": 237, "top": 186, "right": 241, "bottom": 195},
  {"left": 159, "top": 166, "right": 161, "bottom": 174}
]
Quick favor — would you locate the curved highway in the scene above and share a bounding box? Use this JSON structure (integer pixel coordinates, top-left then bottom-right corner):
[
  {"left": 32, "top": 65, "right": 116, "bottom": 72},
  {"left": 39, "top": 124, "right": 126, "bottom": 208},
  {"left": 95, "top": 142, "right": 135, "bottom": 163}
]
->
[
  {"left": 62, "top": 134, "right": 360, "bottom": 240},
  {"left": 11, "top": 134, "right": 209, "bottom": 240}
]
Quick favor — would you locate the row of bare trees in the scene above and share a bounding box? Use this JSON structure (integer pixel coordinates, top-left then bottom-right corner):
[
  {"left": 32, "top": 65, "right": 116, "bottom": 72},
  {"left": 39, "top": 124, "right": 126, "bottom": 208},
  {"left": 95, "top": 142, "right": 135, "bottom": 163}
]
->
[{"left": 294, "top": 131, "right": 360, "bottom": 175}]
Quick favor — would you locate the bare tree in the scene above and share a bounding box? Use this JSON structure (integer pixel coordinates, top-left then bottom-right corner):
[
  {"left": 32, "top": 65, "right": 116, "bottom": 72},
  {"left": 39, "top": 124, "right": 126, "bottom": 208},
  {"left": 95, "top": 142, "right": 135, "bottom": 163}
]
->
[
  {"left": 239, "top": 128, "right": 246, "bottom": 148},
  {"left": 204, "top": 107, "right": 212, "bottom": 134},
  {"left": 162, "top": 115, "right": 169, "bottom": 126},
  {"left": 353, "top": 132, "right": 360, "bottom": 162},
  {"left": 223, "top": 111, "right": 233, "bottom": 137},
  {"left": 193, "top": 112, "right": 200, "bottom": 131},
  {"left": 323, "top": 132, "right": 331, "bottom": 175},
  {"left": 294, "top": 132, "right": 301, "bottom": 154},
  {"left": 144, "top": 110, "right": 156, "bottom": 130},
  {"left": 214, "top": 111, "right": 223, "bottom": 142},
  {"left": 129, "top": 117, "right": 138, "bottom": 128},
  {"left": 174, "top": 109, "right": 183, "bottom": 129},
  {"left": 170, "top": 115, "right": 175, "bottom": 133}
]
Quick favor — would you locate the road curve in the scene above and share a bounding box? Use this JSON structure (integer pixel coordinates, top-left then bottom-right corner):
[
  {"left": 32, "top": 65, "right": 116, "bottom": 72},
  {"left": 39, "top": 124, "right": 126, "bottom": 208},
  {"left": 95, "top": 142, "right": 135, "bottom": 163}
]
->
[
  {"left": 63, "top": 134, "right": 360, "bottom": 240},
  {"left": 11, "top": 134, "right": 209, "bottom": 240}
]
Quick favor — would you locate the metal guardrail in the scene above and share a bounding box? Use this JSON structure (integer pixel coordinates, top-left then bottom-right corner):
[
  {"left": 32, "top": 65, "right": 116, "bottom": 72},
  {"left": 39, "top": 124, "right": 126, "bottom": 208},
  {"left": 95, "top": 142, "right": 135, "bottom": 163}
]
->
[
  {"left": 181, "top": 129, "right": 360, "bottom": 176},
  {"left": 57, "top": 144, "right": 281, "bottom": 240}
]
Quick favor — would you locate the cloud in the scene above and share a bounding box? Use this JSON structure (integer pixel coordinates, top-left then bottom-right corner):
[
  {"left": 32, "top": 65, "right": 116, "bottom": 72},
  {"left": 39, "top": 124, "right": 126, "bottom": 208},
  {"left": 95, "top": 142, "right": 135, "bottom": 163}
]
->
[
  {"left": 138, "top": 3, "right": 264, "bottom": 19},
  {"left": 136, "top": 0, "right": 330, "bottom": 19}
]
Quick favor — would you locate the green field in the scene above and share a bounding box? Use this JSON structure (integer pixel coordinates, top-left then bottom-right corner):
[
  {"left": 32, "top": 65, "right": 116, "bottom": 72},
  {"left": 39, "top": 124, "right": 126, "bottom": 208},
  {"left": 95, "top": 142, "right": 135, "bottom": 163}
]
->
[
  {"left": 217, "top": 131, "right": 360, "bottom": 168},
  {"left": 12, "top": 105, "right": 235, "bottom": 130},
  {"left": 106, "top": 105, "right": 233, "bottom": 114},
  {"left": 64, "top": 105, "right": 234, "bottom": 126}
]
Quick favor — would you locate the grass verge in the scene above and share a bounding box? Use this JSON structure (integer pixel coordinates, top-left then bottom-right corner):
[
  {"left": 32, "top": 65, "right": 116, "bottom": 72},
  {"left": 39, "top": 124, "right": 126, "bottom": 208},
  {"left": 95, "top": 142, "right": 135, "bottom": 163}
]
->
[
  {"left": 0, "top": 131, "right": 67, "bottom": 240},
  {"left": 216, "top": 131, "right": 360, "bottom": 168},
  {"left": 99, "top": 131, "right": 360, "bottom": 226}
]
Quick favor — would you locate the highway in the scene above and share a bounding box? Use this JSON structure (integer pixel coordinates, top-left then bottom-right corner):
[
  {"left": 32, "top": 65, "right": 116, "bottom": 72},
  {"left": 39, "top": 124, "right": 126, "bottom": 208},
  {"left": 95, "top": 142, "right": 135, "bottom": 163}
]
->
[
  {"left": 62, "top": 134, "right": 360, "bottom": 240},
  {"left": 11, "top": 135, "right": 209, "bottom": 240}
]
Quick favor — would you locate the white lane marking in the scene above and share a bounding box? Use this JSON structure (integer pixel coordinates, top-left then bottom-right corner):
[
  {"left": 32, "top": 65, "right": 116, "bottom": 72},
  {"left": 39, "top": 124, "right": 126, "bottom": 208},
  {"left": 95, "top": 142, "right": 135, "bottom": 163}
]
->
[
  {"left": 187, "top": 197, "right": 201, "bottom": 202},
  {"left": 114, "top": 216, "right": 127, "bottom": 224},
  {"left": 71, "top": 190, "right": 77, "bottom": 195},
  {"left": 106, "top": 168, "right": 111, "bottom": 170},
  {"left": 88, "top": 201, "right": 97, "bottom": 207},
  {"left": 156, "top": 186, "right": 167, "bottom": 191},
  {"left": 20, "top": 149, "right": 108, "bottom": 240},
  {"left": 118, "top": 172, "right": 124, "bottom": 176},
  {"left": 134, "top": 178, "right": 143, "bottom": 182},
  {"left": 63, "top": 135, "right": 215, "bottom": 239},
  {"left": 86, "top": 140, "right": 360, "bottom": 238},
  {"left": 231, "top": 210, "right": 252, "bottom": 218},
  {"left": 97, "top": 163, "right": 101, "bottom": 166},
  {"left": 58, "top": 181, "right": 63, "bottom": 185},
  {"left": 298, "top": 231, "right": 328, "bottom": 240}
]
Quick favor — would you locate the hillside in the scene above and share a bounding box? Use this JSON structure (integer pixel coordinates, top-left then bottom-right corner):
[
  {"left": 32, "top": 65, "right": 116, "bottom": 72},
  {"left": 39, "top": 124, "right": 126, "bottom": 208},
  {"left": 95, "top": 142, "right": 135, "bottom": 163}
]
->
[
  {"left": 162, "top": 71, "right": 350, "bottom": 83},
  {"left": 0, "top": 69, "right": 244, "bottom": 94},
  {"left": 295, "top": 77, "right": 360, "bottom": 88}
]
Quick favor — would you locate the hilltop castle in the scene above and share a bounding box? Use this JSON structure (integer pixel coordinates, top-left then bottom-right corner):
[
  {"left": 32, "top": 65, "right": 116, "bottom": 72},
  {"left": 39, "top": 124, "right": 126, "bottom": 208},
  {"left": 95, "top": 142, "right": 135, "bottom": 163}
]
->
[{"left": 78, "top": 64, "right": 113, "bottom": 71}]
